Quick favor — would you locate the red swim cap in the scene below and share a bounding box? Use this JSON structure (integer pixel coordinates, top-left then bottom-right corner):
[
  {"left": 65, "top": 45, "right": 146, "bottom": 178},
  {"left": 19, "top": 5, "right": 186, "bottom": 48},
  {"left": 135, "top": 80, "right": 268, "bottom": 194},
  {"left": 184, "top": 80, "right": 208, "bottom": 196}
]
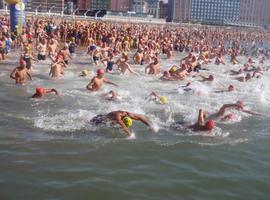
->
[
  {"left": 20, "top": 59, "right": 26, "bottom": 66},
  {"left": 36, "top": 87, "right": 44, "bottom": 95},
  {"left": 205, "top": 120, "right": 215, "bottom": 130},
  {"left": 97, "top": 68, "right": 105, "bottom": 75}
]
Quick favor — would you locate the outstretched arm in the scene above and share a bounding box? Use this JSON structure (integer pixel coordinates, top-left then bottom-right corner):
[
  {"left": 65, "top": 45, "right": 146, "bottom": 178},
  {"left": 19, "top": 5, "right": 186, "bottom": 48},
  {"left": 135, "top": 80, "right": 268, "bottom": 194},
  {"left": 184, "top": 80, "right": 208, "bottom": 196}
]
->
[
  {"left": 128, "top": 113, "right": 154, "bottom": 131},
  {"left": 45, "top": 88, "right": 59, "bottom": 95},
  {"left": 104, "top": 79, "right": 118, "bottom": 87},
  {"left": 242, "top": 109, "right": 262, "bottom": 116}
]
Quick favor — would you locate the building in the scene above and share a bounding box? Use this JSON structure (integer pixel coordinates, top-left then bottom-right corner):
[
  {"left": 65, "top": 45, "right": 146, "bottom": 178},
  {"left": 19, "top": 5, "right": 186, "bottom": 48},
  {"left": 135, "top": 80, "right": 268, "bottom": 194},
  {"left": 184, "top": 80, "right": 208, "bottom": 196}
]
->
[
  {"left": 148, "top": 0, "right": 168, "bottom": 19},
  {"left": 190, "top": 0, "right": 240, "bottom": 24},
  {"left": 77, "top": 0, "right": 110, "bottom": 10},
  {"left": 168, "top": 0, "right": 190, "bottom": 22},
  {"left": 159, "top": 1, "right": 168, "bottom": 19},
  {"left": 110, "top": 0, "right": 131, "bottom": 12},
  {"left": 132, "top": 0, "right": 148, "bottom": 13},
  {"left": 26, "top": 0, "right": 65, "bottom": 13},
  {"left": 239, "top": 0, "right": 270, "bottom": 26}
]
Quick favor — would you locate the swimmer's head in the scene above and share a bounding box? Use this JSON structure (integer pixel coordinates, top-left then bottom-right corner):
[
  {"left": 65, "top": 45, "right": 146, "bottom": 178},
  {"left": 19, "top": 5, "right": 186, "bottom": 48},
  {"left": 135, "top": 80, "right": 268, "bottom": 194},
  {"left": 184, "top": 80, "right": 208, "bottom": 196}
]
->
[
  {"left": 163, "top": 70, "right": 169, "bottom": 76},
  {"left": 36, "top": 87, "right": 44, "bottom": 95},
  {"left": 81, "top": 69, "right": 89, "bottom": 77},
  {"left": 205, "top": 120, "right": 215, "bottom": 131},
  {"left": 236, "top": 100, "right": 245, "bottom": 106},
  {"left": 160, "top": 96, "right": 168, "bottom": 104},
  {"left": 209, "top": 75, "right": 214, "bottom": 81},
  {"left": 246, "top": 73, "right": 251, "bottom": 78},
  {"left": 170, "top": 65, "right": 177, "bottom": 73},
  {"left": 97, "top": 68, "right": 105, "bottom": 76},
  {"left": 228, "top": 85, "right": 235, "bottom": 91},
  {"left": 181, "top": 63, "right": 187, "bottom": 69},
  {"left": 123, "top": 117, "right": 133, "bottom": 128}
]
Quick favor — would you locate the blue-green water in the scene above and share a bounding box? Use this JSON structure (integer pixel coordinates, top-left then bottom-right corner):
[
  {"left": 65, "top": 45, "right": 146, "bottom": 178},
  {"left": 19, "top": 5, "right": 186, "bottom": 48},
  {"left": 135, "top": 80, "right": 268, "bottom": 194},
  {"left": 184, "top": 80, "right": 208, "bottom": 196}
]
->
[{"left": 1, "top": 51, "right": 270, "bottom": 199}]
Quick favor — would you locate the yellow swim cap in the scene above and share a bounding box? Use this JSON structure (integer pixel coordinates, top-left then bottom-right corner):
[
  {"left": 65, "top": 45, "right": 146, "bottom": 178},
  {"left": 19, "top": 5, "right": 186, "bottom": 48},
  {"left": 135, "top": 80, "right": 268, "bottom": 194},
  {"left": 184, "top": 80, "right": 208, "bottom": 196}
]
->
[
  {"left": 81, "top": 69, "right": 89, "bottom": 76},
  {"left": 123, "top": 117, "right": 133, "bottom": 127},
  {"left": 160, "top": 96, "right": 168, "bottom": 104},
  {"left": 170, "top": 65, "right": 177, "bottom": 73}
]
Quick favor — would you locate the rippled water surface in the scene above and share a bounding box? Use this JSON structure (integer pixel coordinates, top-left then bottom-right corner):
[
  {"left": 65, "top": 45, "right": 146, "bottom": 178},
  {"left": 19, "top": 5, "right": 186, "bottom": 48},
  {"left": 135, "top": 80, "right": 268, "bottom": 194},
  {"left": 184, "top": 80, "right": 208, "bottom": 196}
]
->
[{"left": 1, "top": 48, "right": 270, "bottom": 199}]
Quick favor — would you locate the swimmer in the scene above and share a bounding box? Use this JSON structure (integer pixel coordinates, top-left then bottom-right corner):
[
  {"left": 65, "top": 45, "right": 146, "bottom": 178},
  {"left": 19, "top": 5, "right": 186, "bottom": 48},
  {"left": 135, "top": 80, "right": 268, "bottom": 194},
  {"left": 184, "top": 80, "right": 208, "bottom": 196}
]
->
[
  {"left": 10, "top": 60, "right": 32, "bottom": 85},
  {"left": 149, "top": 92, "right": 168, "bottom": 104},
  {"left": 160, "top": 71, "right": 177, "bottom": 81},
  {"left": 215, "top": 85, "right": 236, "bottom": 93},
  {"left": 235, "top": 73, "right": 252, "bottom": 82},
  {"left": 208, "top": 101, "right": 262, "bottom": 120},
  {"left": 188, "top": 109, "right": 215, "bottom": 132},
  {"left": 90, "top": 110, "right": 154, "bottom": 136},
  {"left": 32, "top": 87, "right": 59, "bottom": 98},
  {"left": 86, "top": 68, "right": 118, "bottom": 92},
  {"left": 200, "top": 74, "right": 214, "bottom": 82}
]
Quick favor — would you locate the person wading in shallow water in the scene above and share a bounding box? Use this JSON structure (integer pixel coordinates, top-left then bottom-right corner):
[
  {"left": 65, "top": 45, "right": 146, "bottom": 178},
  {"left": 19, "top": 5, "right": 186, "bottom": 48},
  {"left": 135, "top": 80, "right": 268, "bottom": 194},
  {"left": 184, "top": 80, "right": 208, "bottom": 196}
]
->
[{"left": 86, "top": 69, "right": 118, "bottom": 92}]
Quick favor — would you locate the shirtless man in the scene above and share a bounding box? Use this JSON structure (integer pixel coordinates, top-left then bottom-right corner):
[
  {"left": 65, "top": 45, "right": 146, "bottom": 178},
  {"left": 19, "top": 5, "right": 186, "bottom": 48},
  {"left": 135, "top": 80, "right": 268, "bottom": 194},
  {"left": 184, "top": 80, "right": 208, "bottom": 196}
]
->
[
  {"left": 174, "top": 64, "right": 189, "bottom": 80},
  {"left": 32, "top": 87, "right": 59, "bottom": 98},
  {"left": 49, "top": 56, "right": 67, "bottom": 78},
  {"left": 115, "top": 54, "right": 139, "bottom": 75},
  {"left": 145, "top": 57, "right": 160, "bottom": 75},
  {"left": 133, "top": 48, "right": 144, "bottom": 65},
  {"left": 10, "top": 60, "right": 32, "bottom": 85},
  {"left": 86, "top": 69, "right": 118, "bottom": 91},
  {"left": 37, "top": 39, "right": 47, "bottom": 61},
  {"left": 48, "top": 38, "right": 58, "bottom": 56},
  {"left": 90, "top": 110, "right": 154, "bottom": 136}
]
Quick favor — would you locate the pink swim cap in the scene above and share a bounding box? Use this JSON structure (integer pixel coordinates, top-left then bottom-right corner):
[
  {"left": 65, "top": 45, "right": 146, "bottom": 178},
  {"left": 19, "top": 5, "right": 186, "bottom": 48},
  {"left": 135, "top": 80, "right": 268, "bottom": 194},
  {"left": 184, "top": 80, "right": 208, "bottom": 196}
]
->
[{"left": 97, "top": 68, "right": 105, "bottom": 75}]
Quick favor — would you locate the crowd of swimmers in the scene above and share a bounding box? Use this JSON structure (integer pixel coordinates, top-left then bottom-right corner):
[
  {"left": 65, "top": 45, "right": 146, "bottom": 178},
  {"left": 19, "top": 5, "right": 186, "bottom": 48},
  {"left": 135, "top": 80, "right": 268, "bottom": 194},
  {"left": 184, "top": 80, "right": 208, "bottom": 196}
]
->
[{"left": 1, "top": 16, "right": 268, "bottom": 137}]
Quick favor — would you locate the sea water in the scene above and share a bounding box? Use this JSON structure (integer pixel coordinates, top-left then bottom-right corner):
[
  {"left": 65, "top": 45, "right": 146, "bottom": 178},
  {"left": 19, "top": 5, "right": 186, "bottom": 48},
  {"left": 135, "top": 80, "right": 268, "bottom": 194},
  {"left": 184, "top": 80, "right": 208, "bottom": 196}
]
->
[{"left": 0, "top": 48, "right": 270, "bottom": 199}]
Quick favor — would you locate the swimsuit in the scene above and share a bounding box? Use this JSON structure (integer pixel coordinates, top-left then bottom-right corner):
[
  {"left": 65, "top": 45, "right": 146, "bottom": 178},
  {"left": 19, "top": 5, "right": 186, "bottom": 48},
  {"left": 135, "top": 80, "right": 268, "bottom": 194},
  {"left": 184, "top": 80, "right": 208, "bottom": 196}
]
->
[
  {"left": 106, "top": 61, "right": 114, "bottom": 71},
  {"left": 90, "top": 115, "right": 110, "bottom": 125}
]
